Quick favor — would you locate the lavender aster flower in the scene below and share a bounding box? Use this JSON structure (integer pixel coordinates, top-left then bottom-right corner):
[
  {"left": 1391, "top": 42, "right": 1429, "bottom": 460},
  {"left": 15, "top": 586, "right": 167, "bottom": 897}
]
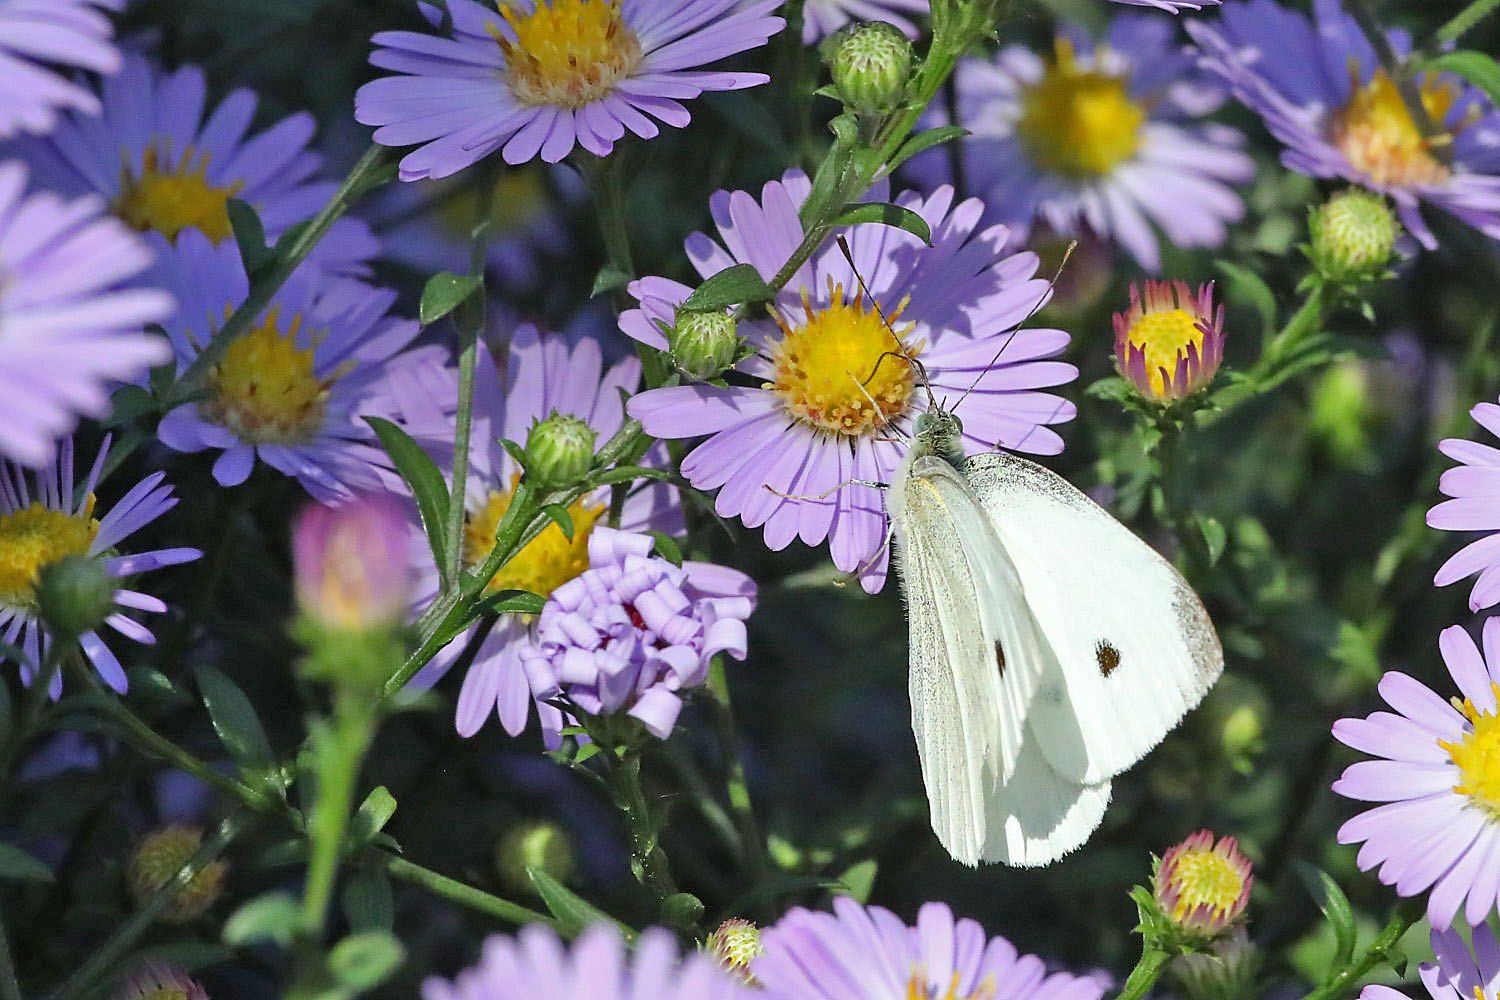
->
[
  {"left": 800, "top": 0, "right": 927, "bottom": 44},
  {"left": 146, "top": 231, "right": 425, "bottom": 503},
  {"left": 411, "top": 325, "right": 682, "bottom": 738},
  {"left": 913, "top": 16, "right": 1252, "bottom": 271},
  {"left": 0, "top": 160, "right": 173, "bottom": 467},
  {"left": 423, "top": 923, "right": 750, "bottom": 1000},
  {"left": 754, "top": 897, "right": 1107, "bottom": 1000},
  {"left": 1188, "top": 0, "right": 1500, "bottom": 249},
  {"left": 0, "top": 437, "right": 201, "bottom": 698},
  {"left": 355, "top": 0, "right": 785, "bottom": 177},
  {"left": 1108, "top": 0, "right": 1218, "bottom": 11},
  {"left": 1429, "top": 400, "right": 1500, "bottom": 611},
  {"left": 1332, "top": 618, "right": 1500, "bottom": 929},
  {"left": 0, "top": 0, "right": 122, "bottom": 138},
  {"left": 1364, "top": 925, "right": 1500, "bottom": 1000},
  {"left": 519, "top": 526, "right": 753, "bottom": 746},
  {"left": 16, "top": 52, "right": 376, "bottom": 271},
  {"left": 624, "top": 171, "right": 1077, "bottom": 593}
]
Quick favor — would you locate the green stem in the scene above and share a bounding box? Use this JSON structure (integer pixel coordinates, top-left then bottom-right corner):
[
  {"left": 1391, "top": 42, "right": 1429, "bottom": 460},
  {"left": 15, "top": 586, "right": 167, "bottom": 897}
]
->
[
  {"left": 705, "top": 660, "right": 770, "bottom": 896},
  {"left": 1297, "top": 898, "right": 1424, "bottom": 1000},
  {"left": 49, "top": 813, "right": 245, "bottom": 1000},
  {"left": 602, "top": 750, "right": 677, "bottom": 902},
  {"left": 444, "top": 321, "right": 481, "bottom": 588},
  {"left": 0, "top": 901, "right": 19, "bottom": 1000},
  {"left": 1113, "top": 944, "right": 1173, "bottom": 1000},
  {"left": 582, "top": 154, "right": 636, "bottom": 279},
  {"left": 1436, "top": 0, "right": 1500, "bottom": 43},
  {"left": 1345, "top": 0, "right": 1450, "bottom": 164},
  {"left": 381, "top": 856, "right": 557, "bottom": 931},
  {"left": 300, "top": 694, "right": 377, "bottom": 937},
  {"left": 170, "top": 144, "right": 392, "bottom": 399}
]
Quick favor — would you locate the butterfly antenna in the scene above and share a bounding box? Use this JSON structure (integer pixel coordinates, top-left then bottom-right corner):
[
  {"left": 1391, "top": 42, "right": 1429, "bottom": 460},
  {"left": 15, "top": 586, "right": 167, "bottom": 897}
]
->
[
  {"left": 951, "top": 239, "right": 1076, "bottom": 415},
  {"left": 837, "top": 235, "right": 937, "bottom": 411}
]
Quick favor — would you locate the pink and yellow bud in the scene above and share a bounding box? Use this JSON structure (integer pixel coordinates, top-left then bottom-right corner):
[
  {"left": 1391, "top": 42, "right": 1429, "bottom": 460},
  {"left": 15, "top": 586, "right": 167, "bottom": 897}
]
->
[
  {"left": 1113, "top": 280, "right": 1225, "bottom": 403},
  {"left": 1152, "top": 830, "right": 1253, "bottom": 938},
  {"left": 113, "top": 962, "right": 209, "bottom": 1000},
  {"left": 292, "top": 493, "right": 413, "bottom": 631},
  {"left": 706, "top": 918, "right": 763, "bottom": 984}
]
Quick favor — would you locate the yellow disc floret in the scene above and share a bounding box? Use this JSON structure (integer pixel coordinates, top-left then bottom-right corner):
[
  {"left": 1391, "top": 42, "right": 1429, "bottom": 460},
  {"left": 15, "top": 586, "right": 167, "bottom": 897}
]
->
[
  {"left": 1441, "top": 684, "right": 1500, "bottom": 817},
  {"left": 1330, "top": 68, "right": 1460, "bottom": 188},
  {"left": 201, "top": 308, "right": 331, "bottom": 444},
  {"left": 1125, "top": 308, "right": 1202, "bottom": 398},
  {"left": 0, "top": 498, "right": 99, "bottom": 608},
  {"left": 492, "top": 0, "right": 644, "bottom": 108},
  {"left": 115, "top": 146, "right": 243, "bottom": 244},
  {"left": 1017, "top": 38, "right": 1145, "bottom": 179},
  {"left": 463, "top": 477, "right": 606, "bottom": 598},
  {"left": 903, "top": 971, "right": 998, "bottom": 1000},
  {"left": 767, "top": 282, "right": 917, "bottom": 438},
  {"left": 1163, "top": 850, "right": 1244, "bottom": 923}
]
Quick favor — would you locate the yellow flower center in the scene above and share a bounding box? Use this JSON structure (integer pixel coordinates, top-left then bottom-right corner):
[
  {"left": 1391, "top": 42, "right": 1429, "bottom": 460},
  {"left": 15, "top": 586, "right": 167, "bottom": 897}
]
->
[
  {"left": 201, "top": 308, "right": 332, "bottom": 444},
  {"left": 1124, "top": 307, "right": 1205, "bottom": 399},
  {"left": 438, "top": 167, "right": 551, "bottom": 237},
  {"left": 1017, "top": 38, "right": 1145, "bottom": 179},
  {"left": 904, "top": 971, "right": 998, "bottom": 1000},
  {"left": 114, "top": 146, "right": 243, "bottom": 244},
  {"left": 0, "top": 499, "right": 99, "bottom": 608},
  {"left": 1330, "top": 68, "right": 1459, "bottom": 188},
  {"left": 492, "top": 0, "right": 644, "bottom": 109},
  {"left": 1165, "top": 848, "right": 1246, "bottom": 923},
  {"left": 766, "top": 283, "right": 917, "bottom": 438},
  {"left": 463, "top": 478, "right": 605, "bottom": 598},
  {"left": 1441, "top": 684, "right": 1500, "bottom": 817}
]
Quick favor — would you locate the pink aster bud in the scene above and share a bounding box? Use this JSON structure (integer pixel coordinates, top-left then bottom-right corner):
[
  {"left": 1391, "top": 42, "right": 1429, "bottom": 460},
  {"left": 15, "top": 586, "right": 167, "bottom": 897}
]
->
[
  {"left": 127, "top": 825, "right": 228, "bottom": 924},
  {"left": 706, "top": 918, "right": 763, "bottom": 984},
  {"left": 113, "top": 962, "right": 209, "bottom": 1000},
  {"left": 1152, "top": 830, "right": 1253, "bottom": 939},
  {"left": 292, "top": 493, "right": 413, "bottom": 631},
  {"left": 1113, "top": 280, "right": 1226, "bottom": 403}
]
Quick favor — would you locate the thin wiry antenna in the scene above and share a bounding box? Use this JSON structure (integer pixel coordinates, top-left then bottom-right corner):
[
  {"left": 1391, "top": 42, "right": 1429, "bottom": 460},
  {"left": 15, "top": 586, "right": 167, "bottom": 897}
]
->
[
  {"left": 951, "top": 239, "right": 1076, "bottom": 415},
  {"left": 836, "top": 236, "right": 936, "bottom": 412}
]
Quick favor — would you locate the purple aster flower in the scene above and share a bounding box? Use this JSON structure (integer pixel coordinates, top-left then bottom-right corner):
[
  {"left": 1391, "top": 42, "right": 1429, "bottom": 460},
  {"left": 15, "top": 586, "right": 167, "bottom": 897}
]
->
[
  {"left": 113, "top": 963, "right": 208, "bottom": 1000},
  {"left": 1108, "top": 0, "right": 1218, "bottom": 11},
  {"left": 623, "top": 171, "right": 1077, "bottom": 593},
  {"left": 1188, "top": 0, "right": 1500, "bottom": 249},
  {"left": 754, "top": 897, "right": 1107, "bottom": 1000},
  {"left": 0, "top": 436, "right": 201, "bottom": 698},
  {"left": 423, "top": 923, "right": 750, "bottom": 1000},
  {"left": 15, "top": 51, "right": 377, "bottom": 272},
  {"left": 1364, "top": 924, "right": 1500, "bottom": 1000},
  {"left": 0, "top": 160, "right": 173, "bottom": 468},
  {"left": 409, "top": 325, "right": 682, "bottom": 738},
  {"left": 0, "top": 0, "right": 122, "bottom": 139},
  {"left": 800, "top": 0, "right": 927, "bottom": 44},
  {"left": 518, "top": 526, "right": 753, "bottom": 746},
  {"left": 355, "top": 0, "right": 785, "bottom": 177},
  {"left": 146, "top": 230, "right": 427, "bottom": 503},
  {"left": 1428, "top": 400, "right": 1500, "bottom": 611},
  {"left": 911, "top": 16, "right": 1252, "bottom": 271},
  {"left": 1332, "top": 618, "right": 1500, "bottom": 929}
]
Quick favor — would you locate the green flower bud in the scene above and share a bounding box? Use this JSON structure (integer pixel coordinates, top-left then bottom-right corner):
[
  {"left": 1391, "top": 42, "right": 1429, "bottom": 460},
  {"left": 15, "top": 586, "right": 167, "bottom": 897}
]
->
[
  {"left": 1308, "top": 189, "right": 1400, "bottom": 284},
  {"left": 706, "top": 918, "right": 763, "bottom": 984},
  {"left": 829, "top": 22, "right": 911, "bottom": 114},
  {"left": 660, "top": 892, "right": 705, "bottom": 929},
  {"left": 127, "top": 825, "right": 228, "bottom": 923},
  {"left": 495, "top": 820, "right": 577, "bottom": 897},
  {"left": 525, "top": 412, "right": 596, "bottom": 489},
  {"left": 668, "top": 310, "right": 740, "bottom": 381},
  {"left": 1171, "top": 929, "right": 1261, "bottom": 1000},
  {"left": 35, "top": 554, "right": 116, "bottom": 640}
]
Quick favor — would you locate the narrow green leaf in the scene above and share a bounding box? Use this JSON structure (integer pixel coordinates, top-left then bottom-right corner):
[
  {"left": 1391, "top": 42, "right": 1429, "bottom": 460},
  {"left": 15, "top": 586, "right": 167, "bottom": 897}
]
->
[
  {"left": 350, "top": 786, "right": 398, "bottom": 845},
  {"left": 1296, "top": 862, "right": 1357, "bottom": 971},
  {"left": 1216, "top": 261, "right": 1278, "bottom": 343},
  {"left": 828, "top": 202, "right": 932, "bottom": 245},
  {"left": 839, "top": 859, "right": 878, "bottom": 903},
  {"left": 887, "top": 125, "right": 969, "bottom": 172},
  {"left": 227, "top": 199, "right": 274, "bottom": 275},
  {"left": 473, "top": 589, "right": 546, "bottom": 617},
  {"left": 328, "top": 931, "right": 405, "bottom": 991},
  {"left": 341, "top": 866, "right": 395, "bottom": 933},
  {"left": 1425, "top": 50, "right": 1500, "bottom": 111},
  {"left": 195, "top": 665, "right": 274, "bottom": 774},
  {"left": 528, "top": 867, "right": 634, "bottom": 940},
  {"left": 1198, "top": 516, "right": 1228, "bottom": 566},
  {"left": 592, "top": 263, "right": 631, "bottom": 297},
  {"left": 587, "top": 466, "right": 673, "bottom": 487},
  {"left": 0, "top": 843, "right": 53, "bottom": 882},
  {"left": 419, "top": 271, "right": 484, "bottom": 326},
  {"left": 644, "top": 531, "right": 682, "bottom": 567},
  {"left": 366, "top": 416, "right": 451, "bottom": 577},
  {"left": 680, "top": 264, "right": 775, "bottom": 312},
  {"left": 542, "top": 503, "right": 574, "bottom": 542},
  {"left": 223, "top": 892, "right": 300, "bottom": 947}
]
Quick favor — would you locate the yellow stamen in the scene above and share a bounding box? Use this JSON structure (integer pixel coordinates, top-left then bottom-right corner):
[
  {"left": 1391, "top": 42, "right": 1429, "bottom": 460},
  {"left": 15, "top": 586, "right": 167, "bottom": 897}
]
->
[
  {"left": 1017, "top": 38, "right": 1145, "bottom": 179},
  {"left": 0, "top": 498, "right": 99, "bottom": 608},
  {"left": 1330, "top": 68, "right": 1462, "bottom": 188},
  {"left": 1125, "top": 308, "right": 1203, "bottom": 398},
  {"left": 463, "top": 477, "right": 605, "bottom": 599},
  {"left": 1441, "top": 682, "right": 1500, "bottom": 817},
  {"left": 766, "top": 282, "right": 917, "bottom": 438},
  {"left": 201, "top": 307, "right": 332, "bottom": 443},
  {"left": 903, "top": 970, "right": 998, "bottom": 1000},
  {"left": 490, "top": 0, "right": 643, "bottom": 108},
  {"left": 1165, "top": 849, "right": 1245, "bottom": 923},
  {"left": 115, "top": 146, "right": 243, "bottom": 243}
]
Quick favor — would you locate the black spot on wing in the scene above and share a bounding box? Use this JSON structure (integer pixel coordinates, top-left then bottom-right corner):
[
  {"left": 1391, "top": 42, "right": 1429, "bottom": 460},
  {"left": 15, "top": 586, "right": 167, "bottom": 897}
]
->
[
  {"left": 995, "top": 640, "right": 1006, "bottom": 679},
  {"left": 1096, "top": 640, "right": 1121, "bottom": 677}
]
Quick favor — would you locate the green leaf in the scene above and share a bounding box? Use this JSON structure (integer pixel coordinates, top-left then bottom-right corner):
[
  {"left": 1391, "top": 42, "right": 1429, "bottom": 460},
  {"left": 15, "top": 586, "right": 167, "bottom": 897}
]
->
[
  {"left": 586, "top": 466, "right": 673, "bottom": 487},
  {"left": 592, "top": 263, "right": 631, "bottom": 297},
  {"left": 1085, "top": 376, "right": 1133, "bottom": 403},
  {"left": 542, "top": 503, "right": 574, "bottom": 542},
  {"left": 828, "top": 202, "right": 932, "bottom": 245},
  {"left": 0, "top": 843, "right": 53, "bottom": 882},
  {"left": 1296, "top": 863, "right": 1357, "bottom": 971},
  {"left": 366, "top": 416, "right": 451, "bottom": 577},
  {"left": 341, "top": 866, "right": 395, "bottom": 933},
  {"left": 838, "top": 859, "right": 878, "bottom": 903},
  {"left": 887, "top": 125, "right": 969, "bottom": 173},
  {"left": 528, "top": 867, "right": 634, "bottom": 940},
  {"left": 127, "top": 666, "right": 184, "bottom": 702},
  {"left": 680, "top": 264, "right": 774, "bottom": 312},
  {"left": 644, "top": 531, "right": 682, "bottom": 567},
  {"left": 227, "top": 199, "right": 274, "bottom": 275},
  {"left": 1425, "top": 50, "right": 1500, "bottom": 111},
  {"left": 224, "top": 891, "right": 301, "bottom": 947},
  {"left": 1216, "top": 261, "right": 1278, "bottom": 344},
  {"left": 106, "top": 385, "right": 156, "bottom": 427},
  {"left": 473, "top": 589, "right": 546, "bottom": 617},
  {"left": 419, "top": 272, "right": 484, "bottom": 326},
  {"left": 350, "top": 786, "right": 398, "bottom": 846},
  {"left": 1198, "top": 516, "right": 1228, "bottom": 566},
  {"left": 195, "top": 665, "right": 275, "bottom": 776},
  {"left": 328, "top": 931, "right": 405, "bottom": 992}
]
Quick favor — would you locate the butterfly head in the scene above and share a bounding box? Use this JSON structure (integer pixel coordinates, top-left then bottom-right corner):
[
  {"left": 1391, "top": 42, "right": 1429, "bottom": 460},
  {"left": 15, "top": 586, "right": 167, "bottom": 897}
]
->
[{"left": 912, "top": 407, "right": 965, "bottom": 469}]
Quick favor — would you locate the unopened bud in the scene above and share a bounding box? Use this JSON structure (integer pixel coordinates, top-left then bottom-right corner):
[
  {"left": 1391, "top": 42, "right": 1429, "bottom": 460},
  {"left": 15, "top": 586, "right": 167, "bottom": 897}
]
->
[
  {"left": 1308, "top": 189, "right": 1399, "bottom": 284},
  {"left": 495, "top": 820, "right": 577, "bottom": 897},
  {"left": 292, "top": 493, "right": 413, "bottom": 632},
  {"left": 525, "top": 412, "right": 596, "bottom": 489},
  {"left": 127, "top": 825, "right": 228, "bottom": 923},
  {"left": 113, "top": 962, "right": 209, "bottom": 1000},
  {"left": 668, "top": 310, "right": 739, "bottom": 381},
  {"left": 706, "top": 918, "right": 763, "bottom": 984},
  {"left": 829, "top": 22, "right": 911, "bottom": 114},
  {"left": 36, "top": 554, "right": 116, "bottom": 640},
  {"left": 1151, "top": 830, "right": 1253, "bottom": 942}
]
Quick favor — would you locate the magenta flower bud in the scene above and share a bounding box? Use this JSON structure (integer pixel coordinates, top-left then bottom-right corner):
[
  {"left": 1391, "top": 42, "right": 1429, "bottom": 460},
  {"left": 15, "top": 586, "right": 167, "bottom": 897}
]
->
[
  {"left": 292, "top": 493, "right": 413, "bottom": 631},
  {"left": 1152, "top": 830, "right": 1253, "bottom": 939}
]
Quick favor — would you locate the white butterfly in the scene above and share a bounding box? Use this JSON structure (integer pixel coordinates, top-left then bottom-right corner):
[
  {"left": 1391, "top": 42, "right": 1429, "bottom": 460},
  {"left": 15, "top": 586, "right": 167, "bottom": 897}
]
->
[{"left": 885, "top": 405, "right": 1223, "bottom": 867}]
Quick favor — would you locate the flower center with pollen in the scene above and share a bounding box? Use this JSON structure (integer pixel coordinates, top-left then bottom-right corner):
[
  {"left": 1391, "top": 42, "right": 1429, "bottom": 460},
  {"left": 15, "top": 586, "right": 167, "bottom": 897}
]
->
[
  {"left": 492, "top": 0, "right": 644, "bottom": 109},
  {"left": 767, "top": 282, "right": 917, "bottom": 438},
  {"left": 1330, "top": 69, "right": 1460, "bottom": 188},
  {"left": 1162, "top": 849, "right": 1245, "bottom": 923},
  {"left": 1017, "top": 38, "right": 1145, "bottom": 179},
  {"left": 903, "top": 971, "right": 998, "bottom": 1000},
  {"left": 463, "top": 477, "right": 606, "bottom": 598},
  {"left": 201, "top": 308, "right": 332, "bottom": 444},
  {"left": 1441, "top": 684, "right": 1500, "bottom": 818},
  {"left": 115, "top": 146, "right": 243, "bottom": 244},
  {"left": 0, "top": 498, "right": 99, "bottom": 608},
  {"left": 1123, "top": 307, "right": 1204, "bottom": 398}
]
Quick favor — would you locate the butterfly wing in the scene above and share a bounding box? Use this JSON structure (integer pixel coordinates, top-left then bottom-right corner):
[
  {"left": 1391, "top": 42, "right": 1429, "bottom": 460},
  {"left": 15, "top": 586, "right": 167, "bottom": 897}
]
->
[{"left": 980, "top": 720, "right": 1112, "bottom": 867}]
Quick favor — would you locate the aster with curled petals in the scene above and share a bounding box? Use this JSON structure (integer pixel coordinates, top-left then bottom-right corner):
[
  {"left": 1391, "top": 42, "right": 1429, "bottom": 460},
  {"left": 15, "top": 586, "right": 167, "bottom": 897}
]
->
[
  {"left": 1429, "top": 400, "right": 1500, "bottom": 612},
  {"left": 356, "top": 0, "right": 785, "bottom": 178},
  {"left": 623, "top": 170, "right": 1077, "bottom": 593},
  {"left": 0, "top": 0, "right": 123, "bottom": 139},
  {"left": 1332, "top": 619, "right": 1500, "bottom": 929},
  {"left": 0, "top": 437, "right": 200, "bottom": 698}
]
